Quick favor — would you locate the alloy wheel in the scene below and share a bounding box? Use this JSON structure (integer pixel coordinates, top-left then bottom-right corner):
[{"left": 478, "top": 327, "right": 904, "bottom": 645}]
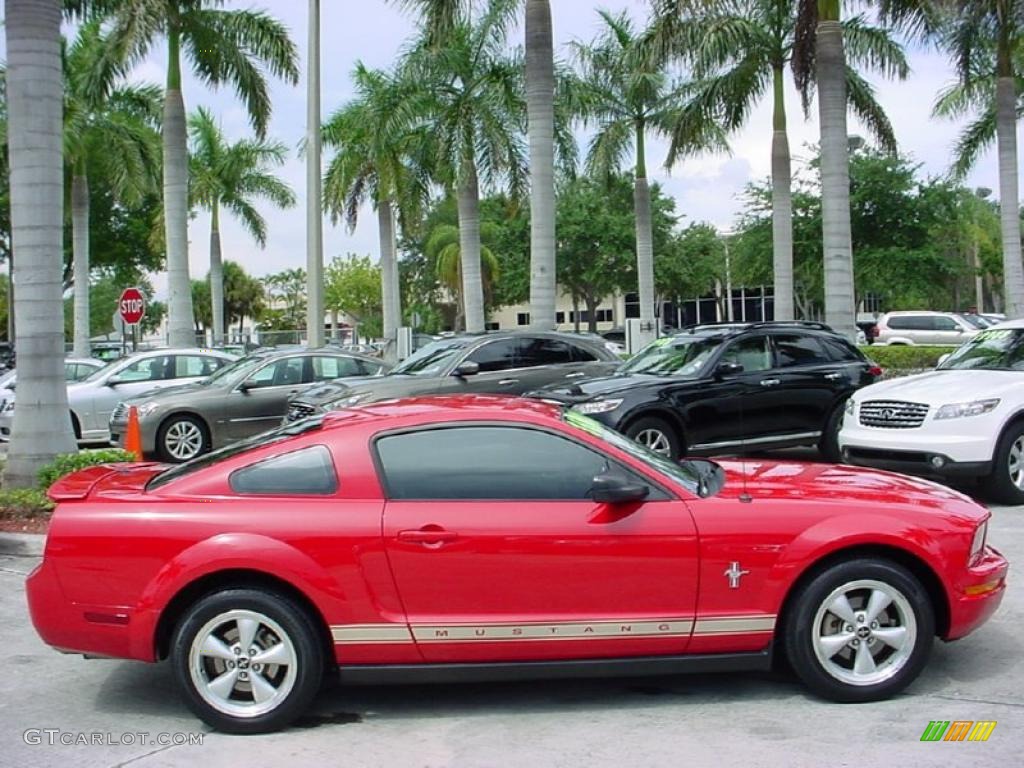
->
[
  {"left": 1008, "top": 436, "right": 1024, "bottom": 490},
  {"left": 188, "top": 609, "right": 298, "bottom": 719},
  {"left": 635, "top": 428, "right": 672, "bottom": 456},
  {"left": 164, "top": 420, "right": 204, "bottom": 461}
]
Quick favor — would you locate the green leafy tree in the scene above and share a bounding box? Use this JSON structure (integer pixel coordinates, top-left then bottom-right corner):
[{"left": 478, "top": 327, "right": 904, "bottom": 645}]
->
[
  {"left": 569, "top": 10, "right": 725, "bottom": 342},
  {"left": 189, "top": 106, "right": 294, "bottom": 343},
  {"left": 262, "top": 268, "right": 307, "bottom": 331},
  {"left": 425, "top": 224, "right": 501, "bottom": 330},
  {"left": 324, "top": 255, "right": 383, "bottom": 343},
  {"left": 93, "top": 0, "right": 299, "bottom": 346},
  {"left": 223, "top": 261, "right": 266, "bottom": 338},
  {"left": 656, "top": 223, "right": 727, "bottom": 306}
]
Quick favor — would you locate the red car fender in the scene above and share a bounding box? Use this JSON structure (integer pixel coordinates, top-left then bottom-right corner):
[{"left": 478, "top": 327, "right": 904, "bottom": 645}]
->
[
  {"left": 762, "top": 513, "right": 952, "bottom": 621},
  {"left": 131, "top": 533, "right": 346, "bottom": 660}
]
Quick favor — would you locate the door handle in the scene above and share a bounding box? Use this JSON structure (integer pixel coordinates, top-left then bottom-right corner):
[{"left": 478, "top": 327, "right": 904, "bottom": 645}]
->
[
  {"left": 498, "top": 379, "right": 518, "bottom": 386},
  {"left": 824, "top": 372, "right": 843, "bottom": 381},
  {"left": 565, "top": 371, "right": 587, "bottom": 379},
  {"left": 759, "top": 378, "right": 781, "bottom": 387},
  {"left": 397, "top": 527, "right": 458, "bottom": 546}
]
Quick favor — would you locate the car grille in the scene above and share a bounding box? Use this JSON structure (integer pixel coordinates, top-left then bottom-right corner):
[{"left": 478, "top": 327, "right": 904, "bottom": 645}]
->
[
  {"left": 859, "top": 400, "right": 929, "bottom": 429},
  {"left": 110, "top": 402, "right": 128, "bottom": 423},
  {"left": 287, "top": 402, "right": 321, "bottom": 422}
]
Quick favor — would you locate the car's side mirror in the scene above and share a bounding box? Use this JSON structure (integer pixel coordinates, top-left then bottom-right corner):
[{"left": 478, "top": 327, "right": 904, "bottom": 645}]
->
[
  {"left": 106, "top": 375, "right": 124, "bottom": 386},
  {"left": 453, "top": 360, "right": 480, "bottom": 377},
  {"left": 715, "top": 361, "right": 744, "bottom": 378},
  {"left": 589, "top": 471, "right": 650, "bottom": 504},
  {"left": 238, "top": 380, "right": 256, "bottom": 393}
]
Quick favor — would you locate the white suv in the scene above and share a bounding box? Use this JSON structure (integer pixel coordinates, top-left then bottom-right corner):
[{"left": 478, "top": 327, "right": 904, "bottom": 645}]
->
[
  {"left": 839, "top": 320, "right": 1024, "bottom": 503},
  {"left": 872, "top": 311, "right": 980, "bottom": 346}
]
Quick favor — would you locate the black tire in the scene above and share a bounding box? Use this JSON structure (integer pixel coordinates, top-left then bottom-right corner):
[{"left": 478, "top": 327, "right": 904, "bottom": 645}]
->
[
  {"left": 987, "top": 420, "right": 1024, "bottom": 505},
  {"left": 170, "top": 588, "right": 324, "bottom": 734},
  {"left": 156, "top": 414, "right": 210, "bottom": 463},
  {"left": 818, "top": 401, "right": 846, "bottom": 463},
  {"left": 783, "top": 558, "right": 934, "bottom": 703},
  {"left": 625, "top": 415, "right": 683, "bottom": 460}
]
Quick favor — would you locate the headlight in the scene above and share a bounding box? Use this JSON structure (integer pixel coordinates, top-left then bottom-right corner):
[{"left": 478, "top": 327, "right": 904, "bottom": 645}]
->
[
  {"left": 934, "top": 399, "right": 1000, "bottom": 420},
  {"left": 573, "top": 399, "right": 623, "bottom": 415},
  {"left": 136, "top": 402, "right": 161, "bottom": 417},
  {"left": 970, "top": 520, "right": 988, "bottom": 565},
  {"left": 845, "top": 398, "right": 856, "bottom": 416},
  {"left": 3, "top": 399, "right": 14, "bottom": 412},
  {"left": 327, "top": 392, "right": 369, "bottom": 410}
]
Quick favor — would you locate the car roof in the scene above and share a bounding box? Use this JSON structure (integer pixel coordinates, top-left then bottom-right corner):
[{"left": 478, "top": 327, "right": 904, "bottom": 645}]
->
[
  {"left": 669, "top": 321, "right": 842, "bottom": 340},
  {"left": 320, "top": 394, "right": 563, "bottom": 430},
  {"left": 243, "top": 346, "right": 386, "bottom": 365},
  {"left": 880, "top": 310, "right": 963, "bottom": 317},
  {"left": 991, "top": 318, "right": 1024, "bottom": 330}
]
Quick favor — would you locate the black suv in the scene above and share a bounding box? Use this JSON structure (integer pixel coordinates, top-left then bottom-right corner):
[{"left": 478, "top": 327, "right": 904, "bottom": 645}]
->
[{"left": 532, "top": 322, "right": 881, "bottom": 461}]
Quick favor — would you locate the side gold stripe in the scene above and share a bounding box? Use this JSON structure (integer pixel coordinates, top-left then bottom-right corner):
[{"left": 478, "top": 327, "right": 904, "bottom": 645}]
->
[
  {"left": 331, "top": 624, "right": 414, "bottom": 645},
  {"left": 693, "top": 616, "right": 776, "bottom": 635},
  {"left": 413, "top": 619, "right": 694, "bottom": 642}
]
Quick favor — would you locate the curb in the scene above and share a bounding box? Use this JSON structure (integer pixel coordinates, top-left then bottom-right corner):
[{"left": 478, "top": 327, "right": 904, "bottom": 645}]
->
[{"left": 0, "top": 532, "right": 45, "bottom": 557}]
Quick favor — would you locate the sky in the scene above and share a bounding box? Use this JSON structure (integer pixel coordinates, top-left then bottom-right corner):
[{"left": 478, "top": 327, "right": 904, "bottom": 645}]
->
[{"left": 1, "top": 1, "right": 1016, "bottom": 300}]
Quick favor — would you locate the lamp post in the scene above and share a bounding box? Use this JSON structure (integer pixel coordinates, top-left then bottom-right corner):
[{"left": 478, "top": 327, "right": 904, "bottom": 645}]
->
[{"left": 305, "top": 0, "right": 324, "bottom": 347}]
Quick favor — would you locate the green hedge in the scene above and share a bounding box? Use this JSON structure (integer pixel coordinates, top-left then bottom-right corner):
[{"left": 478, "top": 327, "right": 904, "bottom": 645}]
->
[
  {"left": 36, "top": 448, "right": 137, "bottom": 490},
  {"left": 859, "top": 345, "right": 949, "bottom": 372},
  {"left": 0, "top": 488, "right": 54, "bottom": 519}
]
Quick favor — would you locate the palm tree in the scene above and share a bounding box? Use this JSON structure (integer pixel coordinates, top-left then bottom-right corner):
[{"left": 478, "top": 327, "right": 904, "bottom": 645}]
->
[
  {"left": 322, "top": 64, "right": 432, "bottom": 361},
  {"left": 401, "top": 0, "right": 527, "bottom": 333},
  {"left": 426, "top": 223, "right": 501, "bottom": 330},
  {"left": 650, "top": 1, "right": 907, "bottom": 321},
  {"left": 64, "top": 21, "right": 162, "bottom": 358},
  {"left": 933, "top": 1, "right": 1024, "bottom": 318},
  {"left": 570, "top": 10, "right": 725, "bottom": 342},
  {"left": 3, "top": 0, "right": 77, "bottom": 487},
  {"left": 93, "top": 0, "right": 298, "bottom": 347},
  {"left": 189, "top": 107, "right": 295, "bottom": 344}
]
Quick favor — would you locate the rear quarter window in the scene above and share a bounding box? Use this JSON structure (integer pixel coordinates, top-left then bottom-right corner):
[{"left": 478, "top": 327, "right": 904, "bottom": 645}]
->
[{"left": 228, "top": 445, "right": 338, "bottom": 495}]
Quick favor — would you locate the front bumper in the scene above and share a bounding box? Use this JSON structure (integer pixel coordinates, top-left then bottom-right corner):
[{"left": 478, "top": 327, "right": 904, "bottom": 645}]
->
[
  {"left": 109, "top": 416, "right": 158, "bottom": 455},
  {"left": 945, "top": 545, "right": 1008, "bottom": 641}
]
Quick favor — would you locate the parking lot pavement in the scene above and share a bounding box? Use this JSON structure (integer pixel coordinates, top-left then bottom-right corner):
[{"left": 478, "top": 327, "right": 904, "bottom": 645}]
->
[{"left": 0, "top": 508, "right": 1018, "bottom": 768}]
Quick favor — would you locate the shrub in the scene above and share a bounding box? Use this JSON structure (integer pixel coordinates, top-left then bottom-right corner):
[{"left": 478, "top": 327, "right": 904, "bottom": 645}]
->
[
  {"left": 36, "top": 448, "right": 137, "bottom": 491},
  {"left": 859, "top": 345, "right": 949, "bottom": 373},
  {"left": 0, "top": 488, "right": 54, "bottom": 518}
]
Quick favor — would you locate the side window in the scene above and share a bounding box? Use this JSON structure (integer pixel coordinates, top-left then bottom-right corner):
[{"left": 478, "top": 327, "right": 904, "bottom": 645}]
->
[
  {"left": 887, "top": 316, "right": 916, "bottom": 330},
  {"left": 719, "top": 336, "right": 772, "bottom": 372},
  {"left": 312, "top": 355, "right": 362, "bottom": 381},
  {"left": 519, "top": 338, "right": 574, "bottom": 367},
  {"left": 773, "top": 334, "right": 832, "bottom": 367},
  {"left": 359, "top": 360, "right": 386, "bottom": 376},
  {"left": 466, "top": 339, "right": 522, "bottom": 372},
  {"left": 174, "top": 355, "right": 221, "bottom": 378},
  {"left": 229, "top": 445, "right": 338, "bottom": 495},
  {"left": 115, "top": 355, "right": 171, "bottom": 382},
  {"left": 819, "top": 337, "right": 861, "bottom": 362},
  {"left": 377, "top": 426, "right": 640, "bottom": 500},
  {"left": 570, "top": 343, "right": 598, "bottom": 362},
  {"left": 244, "top": 357, "right": 306, "bottom": 388},
  {"left": 932, "top": 316, "right": 959, "bottom": 331}
]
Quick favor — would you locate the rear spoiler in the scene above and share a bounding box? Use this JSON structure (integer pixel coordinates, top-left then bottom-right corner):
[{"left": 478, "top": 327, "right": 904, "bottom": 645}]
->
[{"left": 47, "top": 465, "right": 123, "bottom": 501}]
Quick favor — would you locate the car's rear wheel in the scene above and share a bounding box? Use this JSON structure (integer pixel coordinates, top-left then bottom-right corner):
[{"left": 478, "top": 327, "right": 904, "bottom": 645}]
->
[
  {"left": 171, "top": 589, "right": 324, "bottom": 734},
  {"left": 784, "top": 559, "right": 933, "bottom": 702},
  {"left": 157, "top": 415, "right": 209, "bottom": 463},
  {"left": 988, "top": 421, "right": 1024, "bottom": 505},
  {"left": 625, "top": 416, "right": 683, "bottom": 460}
]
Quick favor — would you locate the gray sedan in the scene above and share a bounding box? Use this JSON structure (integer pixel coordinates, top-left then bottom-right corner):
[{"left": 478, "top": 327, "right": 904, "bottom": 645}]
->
[
  {"left": 285, "top": 331, "right": 621, "bottom": 422},
  {"left": 110, "top": 348, "right": 389, "bottom": 462}
]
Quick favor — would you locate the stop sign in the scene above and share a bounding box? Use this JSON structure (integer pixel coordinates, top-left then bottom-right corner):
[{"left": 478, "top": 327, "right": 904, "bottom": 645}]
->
[{"left": 118, "top": 287, "right": 146, "bottom": 325}]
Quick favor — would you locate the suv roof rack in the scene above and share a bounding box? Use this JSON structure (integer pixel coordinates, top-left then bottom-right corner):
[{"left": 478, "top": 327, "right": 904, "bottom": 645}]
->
[{"left": 679, "top": 320, "right": 835, "bottom": 333}]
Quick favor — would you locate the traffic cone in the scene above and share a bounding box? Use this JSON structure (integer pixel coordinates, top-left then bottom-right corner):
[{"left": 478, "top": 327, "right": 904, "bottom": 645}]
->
[{"left": 124, "top": 405, "right": 143, "bottom": 461}]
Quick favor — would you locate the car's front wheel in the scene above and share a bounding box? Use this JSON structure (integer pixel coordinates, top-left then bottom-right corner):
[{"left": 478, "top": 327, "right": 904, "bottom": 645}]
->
[
  {"left": 988, "top": 421, "right": 1024, "bottom": 505},
  {"left": 157, "top": 414, "right": 209, "bottom": 463},
  {"left": 625, "top": 416, "right": 683, "bottom": 460},
  {"left": 784, "top": 558, "right": 934, "bottom": 702},
  {"left": 171, "top": 589, "right": 324, "bottom": 734}
]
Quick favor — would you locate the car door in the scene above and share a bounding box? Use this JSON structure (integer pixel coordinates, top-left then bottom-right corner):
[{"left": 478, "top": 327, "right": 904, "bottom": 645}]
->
[
  {"left": 224, "top": 356, "right": 310, "bottom": 440},
  {"left": 379, "top": 424, "right": 699, "bottom": 663},
  {"left": 765, "top": 332, "right": 845, "bottom": 436}
]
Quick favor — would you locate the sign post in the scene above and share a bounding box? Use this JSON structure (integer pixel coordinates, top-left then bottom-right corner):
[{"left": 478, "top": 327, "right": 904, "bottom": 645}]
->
[{"left": 118, "top": 287, "right": 146, "bottom": 352}]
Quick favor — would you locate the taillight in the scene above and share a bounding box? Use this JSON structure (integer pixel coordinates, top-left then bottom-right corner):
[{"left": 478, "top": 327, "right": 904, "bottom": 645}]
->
[{"left": 868, "top": 365, "right": 883, "bottom": 378}]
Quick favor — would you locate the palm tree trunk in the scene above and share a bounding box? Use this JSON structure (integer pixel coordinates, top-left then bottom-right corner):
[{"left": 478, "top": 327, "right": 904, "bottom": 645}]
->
[
  {"left": 164, "top": 27, "right": 195, "bottom": 347},
  {"left": 378, "top": 199, "right": 401, "bottom": 362},
  {"left": 634, "top": 124, "right": 656, "bottom": 337},
  {"left": 996, "top": 68, "right": 1024, "bottom": 317},
  {"left": 815, "top": 10, "right": 857, "bottom": 341},
  {"left": 209, "top": 200, "right": 225, "bottom": 345},
  {"left": 71, "top": 167, "right": 91, "bottom": 358},
  {"left": 526, "top": 0, "right": 556, "bottom": 331},
  {"left": 3, "top": 0, "right": 77, "bottom": 487},
  {"left": 457, "top": 157, "right": 486, "bottom": 333},
  {"left": 771, "top": 65, "right": 794, "bottom": 321}
]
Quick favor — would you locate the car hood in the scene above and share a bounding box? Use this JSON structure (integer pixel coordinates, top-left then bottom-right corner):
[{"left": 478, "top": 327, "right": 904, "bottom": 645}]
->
[
  {"left": 531, "top": 372, "right": 678, "bottom": 403},
  {"left": 293, "top": 374, "right": 438, "bottom": 406},
  {"left": 715, "top": 458, "right": 985, "bottom": 520},
  {"left": 851, "top": 369, "right": 1024, "bottom": 404}
]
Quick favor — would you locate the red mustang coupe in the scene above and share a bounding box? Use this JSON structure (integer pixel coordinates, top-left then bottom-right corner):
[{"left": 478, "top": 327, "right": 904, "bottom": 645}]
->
[{"left": 27, "top": 396, "right": 1007, "bottom": 733}]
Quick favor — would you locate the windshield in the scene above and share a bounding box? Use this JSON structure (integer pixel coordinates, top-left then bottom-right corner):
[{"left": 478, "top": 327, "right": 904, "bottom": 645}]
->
[
  {"left": 938, "top": 328, "right": 1024, "bottom": 371},
  {"left": 619, "top": 335, "right": 722, "bottom": 377},
  {"left": 960, "top": 313, "right": 991, "bottom": 329},
  {"left": 391, "top": 339, "right": 469, "bottom": 376},
  {"left": 148, "top": 415, "right": 326, "bottom": 489},
  {"left": 563, "top": 410, "right": 714, "bottom": 496},
  {"left": 199, "top": 355, "right": 269, "bottom": 386},
  {"left": 82, "top": 359, "right": 121, "bottom": 382}
]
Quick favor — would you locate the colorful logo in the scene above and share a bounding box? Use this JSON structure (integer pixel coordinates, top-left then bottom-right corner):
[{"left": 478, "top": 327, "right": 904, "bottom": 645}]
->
[{"left": 920, "top": 721, "right": 997, "bottom": 742}]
